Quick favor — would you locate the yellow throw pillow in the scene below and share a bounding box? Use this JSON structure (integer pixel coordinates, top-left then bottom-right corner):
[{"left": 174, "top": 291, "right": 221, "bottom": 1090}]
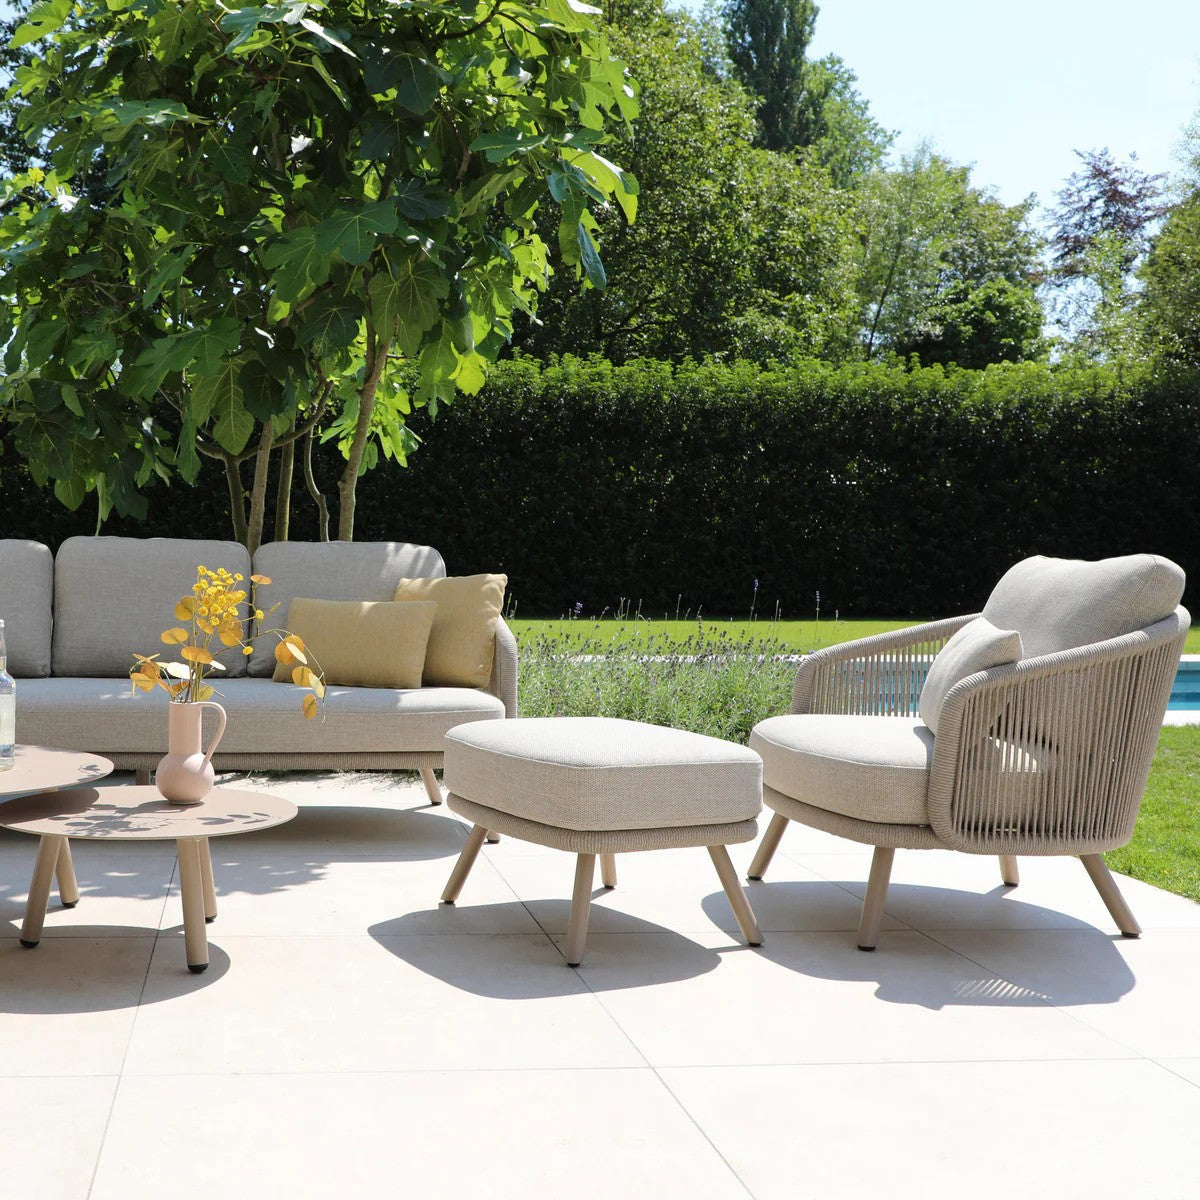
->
[
  {"left": 271, "top": 599, "right": 436, "bottom": 689},
  {"left": 392, "top": 574, "right": 507, "bottom": 688}
]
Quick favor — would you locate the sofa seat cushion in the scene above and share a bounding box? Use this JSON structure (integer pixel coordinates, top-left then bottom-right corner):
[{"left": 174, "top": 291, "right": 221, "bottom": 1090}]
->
[
  {"left": 750, "top": 715, "right": 934, "bottom": 826},
  {"left": 444, "top": 716, "right": 762, "bottom": 832},
  {"left": 0, "top": 540, "right": 53, "bottom": 677},
  {"left": 15, "top": 677, "right": 503, "bottom": 756}
]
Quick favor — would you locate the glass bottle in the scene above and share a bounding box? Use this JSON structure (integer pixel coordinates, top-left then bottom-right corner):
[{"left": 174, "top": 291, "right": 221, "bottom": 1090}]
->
[{"left": 0, "top": 620, "right": 14, "bottom": 770}]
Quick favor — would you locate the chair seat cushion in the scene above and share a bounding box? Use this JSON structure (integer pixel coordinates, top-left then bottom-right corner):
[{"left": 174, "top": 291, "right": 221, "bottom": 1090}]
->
[
  {"left": 444, "top": 716, "right": 762, "bottom": 832},
  {"left": 15, "top": 677, "right": 504, "bottom": 756},
  {"left": 750, "top": 715, "right": 934, "bottom": 826}
]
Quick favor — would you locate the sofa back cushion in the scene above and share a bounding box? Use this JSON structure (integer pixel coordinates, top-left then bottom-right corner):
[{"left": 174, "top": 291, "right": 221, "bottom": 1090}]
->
[
  {"left": 248, "top": 541, "right": 446, "bottom": 676},
  {"left": 0, "top": 540, "right": 54, "bottom": 678},
  {"left": 919, "top": 617, "right": 1023, "bottom": 735},
  {"left": 53, "top": 537, "right": 253, "bottom": 678},
  {"left": 982, "top": 554, "right": 1186, "bottom": 659}
]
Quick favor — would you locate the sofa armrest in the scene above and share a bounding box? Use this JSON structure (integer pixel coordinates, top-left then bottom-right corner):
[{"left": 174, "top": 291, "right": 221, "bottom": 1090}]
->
[
  {"left": 792, "top": 615, "right": 978, "bottom": 716},
  {"left": 488, "top": 616, "right": 518, "bottom": 718}
]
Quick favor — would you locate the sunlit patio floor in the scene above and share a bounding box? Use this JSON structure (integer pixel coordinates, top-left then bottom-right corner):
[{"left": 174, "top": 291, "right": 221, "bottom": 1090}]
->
[{"left": 3, "top": 770, "right": 1200, "bottom": 1199}]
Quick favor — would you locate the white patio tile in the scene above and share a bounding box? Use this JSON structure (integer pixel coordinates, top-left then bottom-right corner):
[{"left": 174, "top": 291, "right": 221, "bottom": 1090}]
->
[
  {"left": 931, "top": 928, "right": 1200, "bottom": 1059},
  {"left": 123, "top": 933, "right": 642, "bottom": 1075},
  {"left": 1156, "top": 1058, "right": 1200, "bottom": 1088},
  {"left": 661, "top": 1058, "right": 1200, "bottom": 1200},
  {"left": 0, "top": 1075, "right": 117, "bottom": 1200},
  {"left": 91, "top": 1069, "right": 747, "bottom": 1200},
  {"left": 0, "top": 937, "right": 154, "bottom": 1076},
  {"left": 568, "top": 929, "right": 1134, "bottom": 1067}
]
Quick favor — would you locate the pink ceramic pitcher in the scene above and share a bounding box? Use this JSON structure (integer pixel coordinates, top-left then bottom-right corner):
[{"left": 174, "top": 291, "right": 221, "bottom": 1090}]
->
[{"left": 155, "top": 701, "right": 227, "bottom": 805}]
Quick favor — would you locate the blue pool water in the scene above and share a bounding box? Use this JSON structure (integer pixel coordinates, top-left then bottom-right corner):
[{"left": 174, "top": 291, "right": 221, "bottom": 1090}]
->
[{"left": 1168, "top": 657, "right": 1200, "bottom": 710}]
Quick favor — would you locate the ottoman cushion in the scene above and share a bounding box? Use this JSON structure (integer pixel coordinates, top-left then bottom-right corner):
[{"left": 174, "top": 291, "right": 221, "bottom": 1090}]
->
[{"left": 444, "top": 717, "right": 762, "bottom": 832}]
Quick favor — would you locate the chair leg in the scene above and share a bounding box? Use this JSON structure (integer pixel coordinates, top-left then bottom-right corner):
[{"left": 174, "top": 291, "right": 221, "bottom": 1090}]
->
[
  {"left": 441, "top": 825, "right": 488, "bottom": 904},
  {"left": 600, "top": 853, "right": 617, "bottom": 888},
  {"left": 564, "top": 854, "right": 596, "bottom": 967},
  {"left": 485, "top": 830, "right": 501, "bottom": 844},
  {"left": 419, "top": 767, "right": 443, "bottom": 806},
  {"left": 999, "top": 855, "right": 1019, "bottom": 887},
  {"left": 857, "top": 846, "right": 895, "bottom": 951},
  {"left": 708, "top": 844, "right": 763, "bottom": 946},
  {"left": 748, "top": 811, "right": 789, "bottom": 881},
  {"left": 1080, "top": 854, "right": 1141, "bottom": 937}
]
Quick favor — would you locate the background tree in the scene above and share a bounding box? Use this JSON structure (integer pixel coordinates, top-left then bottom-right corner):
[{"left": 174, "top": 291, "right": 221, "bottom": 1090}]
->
[
  {"left": 1140, "top": 195, "right": 1200, "bottom": 365},
  {"left": 0, "top": 0, "right": 636, "bottom": 547}
]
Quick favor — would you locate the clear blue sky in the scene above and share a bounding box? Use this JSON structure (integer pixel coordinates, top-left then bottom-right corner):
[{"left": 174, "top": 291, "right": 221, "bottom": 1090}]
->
[{"left": 677, "top": 0, "right": 1200, "bottom": 211}]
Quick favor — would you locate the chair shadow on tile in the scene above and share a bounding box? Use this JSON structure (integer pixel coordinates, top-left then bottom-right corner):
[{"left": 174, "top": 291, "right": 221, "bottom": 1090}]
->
[
  {"left": 0, "top": 930, "right": 230, "bottom": 1013},
  {"left": 370, "top": 905, "right": 724, "bottom": 995},
  {"left": 713, "top": 883, "right": 1136, "bottom": 1010}
]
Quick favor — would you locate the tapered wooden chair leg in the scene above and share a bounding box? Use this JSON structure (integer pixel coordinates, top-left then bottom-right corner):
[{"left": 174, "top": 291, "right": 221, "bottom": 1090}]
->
[
  {"left": 999, "top": 855, "right": 1019, "bottom": 887},
  {"left": 857, "top": 846, "right": 895, "bottom": 951},
  {"left": 748, "top": 812, "right": 789, "bottom": 881},
  {"left": 600, "top": 853, "right": 617, "bottom": 888},
  {"left": 441, "top": 825, "right": 488, "bottom": 904},
  {"left": 199, "top": 837, "right": 217, "bottom": 922},
  {"left": 708, "top": 844, "right": 763, "bottom": 946},
  {"left": 20, "top": 834, "right": 63, "bottom": 947},
  {"left": 135, "top": 767, "right": 151, "bottom": 786},
  {"left": 419, "top": 767, "right": 444, "bottom": 806},
  {"left": 564, "top": 854, "right": 596, "bottom": 967},
  {"left": 55, "top": 839, "right": 80, "bottom": 907},
  {"left": 1080, "top": 854, "right": 1141, "bottom": 937}
]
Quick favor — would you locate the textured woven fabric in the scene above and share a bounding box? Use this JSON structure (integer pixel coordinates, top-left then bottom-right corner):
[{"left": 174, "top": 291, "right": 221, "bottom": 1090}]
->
[
  {"left": 448, "top": 793, "right": 759, "bottom": 853},
  {"left": 53, "top": 537, "right": 252, "bottom": 678},
  {"left": 444, "top": 716, "right": 762, "bottom": 831},
  {"left": 272, "top": 599, "right": 436, "bottom": 689},
  {"left": 0, "top": 540, "right": 53, "bottom": 677},
  {"left": 489, "top": 617, "right": 518, "bottom": 718},
  {"left": 392, "top": 574, "right": 507, "bottom": 689},
  {"left": 248, "top": 541, "right": 446, "bottom": 676},
  {"left": 762, "top": 784, "right": 942, "bottom": 850},
  {"left": 918, "top": 617, "right": 1022, "bottom": 735},
  {"left": 16, "top": 676, "right": 503, "bottom": 755},
  {"left": 751, "top": 714, "right": 934, "bottom": 826},
  {"left": 982, "top": 554, "right": 1185, "bottom": 658}
]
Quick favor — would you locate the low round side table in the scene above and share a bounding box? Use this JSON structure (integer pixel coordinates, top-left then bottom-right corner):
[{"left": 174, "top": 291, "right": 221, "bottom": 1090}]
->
[
  {"left": 0, "top": 785, "right": 296, "bottom": 973},
  {"left": 0, "top": 745, "right": 114, "bottom": 912}
]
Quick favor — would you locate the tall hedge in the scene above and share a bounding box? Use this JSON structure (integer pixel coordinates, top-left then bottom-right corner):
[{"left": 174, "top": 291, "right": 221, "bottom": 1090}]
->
[{"left": 3, "top": 356, "right": 1198, "bottom": 618}]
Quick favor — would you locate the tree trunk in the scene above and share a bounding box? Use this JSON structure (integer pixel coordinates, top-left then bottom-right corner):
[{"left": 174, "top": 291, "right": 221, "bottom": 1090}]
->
[
  {"left": 245, "top": 423, "right": 275, "bottom": 556},
  {"left": 303, "top": 426, "right": 330, "bottom": 542},
  {"left": 224, "top": 456, "right": 249, "bottom": 547},
  {"left": 336, "top": 332, "right": 391, "bottom": 541},
  {"left": 274, "top": 434, "right": 295, "bottom": 543}
]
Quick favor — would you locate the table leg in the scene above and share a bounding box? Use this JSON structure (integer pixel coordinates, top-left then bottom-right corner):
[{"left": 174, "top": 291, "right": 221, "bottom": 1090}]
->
[
  {"left": 20, "top": 834, "right": 64, "bottom": 947},
  {"left": 176, "top": 837, "right": 209, "bottom": 974},
  {"left": 55, "top": 839, "right": 80, "bottom": 908},
  {"left": 199, "top": 837, "right": 217, "bottom": 923}
]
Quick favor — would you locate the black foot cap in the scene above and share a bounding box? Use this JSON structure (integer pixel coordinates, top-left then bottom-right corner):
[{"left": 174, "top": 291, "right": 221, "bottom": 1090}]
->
[
  {"left": 567, "top": 961, "right": 581, "bottom": 969},
  {"left": 747, "top": 875, "right": 763, "bottom": 883},
  {"left": 19, "top": 938, "right": 39, "bottom": 949},
  {"left": 62, "top": 900, "right": 78, "bottom": 909},
  {"left": 603, "top": 884, "right": 616, "bottom": 890},
  {"left": 188, "top": 962, "right": 209, "bottom": 974},
  {"left": 205, "top": 916, "right": 216, "bottom": 924},
  {"left": 1121, "top": 931, "right": 1141, "bottom": 939},
  {"left": 857, "top": 944, "right": 876, "bottom": 952}
]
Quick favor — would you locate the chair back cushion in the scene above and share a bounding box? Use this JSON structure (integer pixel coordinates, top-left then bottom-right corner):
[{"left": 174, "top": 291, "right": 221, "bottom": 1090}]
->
[
  {"left": 248, "top": 541, "right": 446, "bottom": 676},
  {"left": 919, "top": 617, "right": 1023, "bottom": 735},
  {"left": 53, "top": 537, "right": 252, "bottom": 677},
  {"left": 982, "top": 554, "right": 1186, "bottom": 659},
  {"left": 0, "top": 540, "right": 54, "bottom": 678}
]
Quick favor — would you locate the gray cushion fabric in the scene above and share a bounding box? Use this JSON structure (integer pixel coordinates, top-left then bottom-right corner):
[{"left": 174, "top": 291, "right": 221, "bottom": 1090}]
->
[
  {"left": 982, "top": 554, "right": 1185, "bottom": 659},
  {"left": 0, "top": 540, "right": 53, "bottom": 677},
  {"left": 53, "top": 537, "right": 252, "bottom": 678},
  {"left": 919, "top": 617, "right": 1023, "bottom": 735},
  {"left": 15, "top": 677, "right": 503, "bottom": 755},
  {"left": 444, "top": 716, "right": 762, "bottom": 831},
  {"left": 248, "top": 541, "right": 446, "bottom": 676},
  {"left": 750, "top": 714, "right": 934, "bottom": 826}
]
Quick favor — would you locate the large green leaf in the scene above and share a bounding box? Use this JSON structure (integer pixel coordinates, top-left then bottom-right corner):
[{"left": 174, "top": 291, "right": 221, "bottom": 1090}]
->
[
  {"left": 391, "top": 179, "right": 452, "bottom": 221},
  {"left": 190, "top": 358, "right": 240, "bottom": 425},
  {"left": 372, "top": 251, "right": 450, "bottom": 355},
  {"left": 314, "top": 201, "right": 400, "bottom": 266},
  {"left": 203, "top": 360, "right": 255, "bottom": 454},
  {"left": 262, "top": 227, "right": 332, "bottom": 302},
  {"left": 11, "top": 0, "right": 71, "bottom": 48},
  {"left": 392, "top": 55, "right": 443, "bottom": 113}
]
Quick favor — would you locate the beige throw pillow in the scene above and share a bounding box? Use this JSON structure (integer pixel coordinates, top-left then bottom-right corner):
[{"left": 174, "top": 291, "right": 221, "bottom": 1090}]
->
[
  {"left": 272, "top": 599, "right": 436, "bottom": 689},
  {"left": 919, "top": 617, "right": 1023, "bottom": 735},
  {"left": 392, "top": 574, "right": 507, "bottom": 689}
]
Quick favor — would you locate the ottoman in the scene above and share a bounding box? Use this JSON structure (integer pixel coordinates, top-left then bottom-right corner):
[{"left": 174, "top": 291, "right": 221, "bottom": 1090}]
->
[{"left": 439, "top": 717, "right": 764, "bottom": 966}]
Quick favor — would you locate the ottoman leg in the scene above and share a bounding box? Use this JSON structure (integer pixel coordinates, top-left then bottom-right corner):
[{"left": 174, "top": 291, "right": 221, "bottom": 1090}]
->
[
  {"left": 441, "top": 825, "right": 488, "bottom": 904},
  {"left": 564, "top": 854, "right": 596, "bottom": 967},
  {"left": 708, "top": 845, "right": 763, "bottom": 947},
  {"left": 419, "top": 768, "right": 444, "bottom": 806},
  {"left": 748, "top": 812, "right": 789, "bottom": 881},
  {"left": 600, "top": 853, "right": 617, "bottom": 889}
]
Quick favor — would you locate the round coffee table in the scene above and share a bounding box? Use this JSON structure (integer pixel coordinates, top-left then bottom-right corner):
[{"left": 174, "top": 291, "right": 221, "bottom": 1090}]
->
[
  {"left": 0, "top": 745, "right": 114, "bottom": 912},
  {"left": 0, "top": 785, "right": 296, "bottom": 973}
]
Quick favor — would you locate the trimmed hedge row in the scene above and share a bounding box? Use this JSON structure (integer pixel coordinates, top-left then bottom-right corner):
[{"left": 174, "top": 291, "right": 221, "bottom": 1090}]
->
[{"left": 4, "top": 356, "right": 1199, "bottom": 618}]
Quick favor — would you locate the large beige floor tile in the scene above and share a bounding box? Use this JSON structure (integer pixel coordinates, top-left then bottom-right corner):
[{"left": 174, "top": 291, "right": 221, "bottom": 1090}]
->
[
  {"left": 1156, "top": 1058, "right": 1200, "bottom": 1088},
  {"left": 0, "top": 1075, "right": 117, "bottom": 1200},
  {"left": 123, "top": 933, "right": 641, "bottom": 1075},
  {"left": 91, "top": 1069, "right": 746, "bottom": 1200},
  {"left": 662, "top": 1058, "right": 1200, "bottom": 1200},
  {"left": 571, "top": 930, "right": 1133, "bottom": 1067},
  {"left": 933, "top": 928, "right": 1200, "bottom": 1058},
  {"left": 0, "top": 937, "right": 154, "bottom": 1075}
]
